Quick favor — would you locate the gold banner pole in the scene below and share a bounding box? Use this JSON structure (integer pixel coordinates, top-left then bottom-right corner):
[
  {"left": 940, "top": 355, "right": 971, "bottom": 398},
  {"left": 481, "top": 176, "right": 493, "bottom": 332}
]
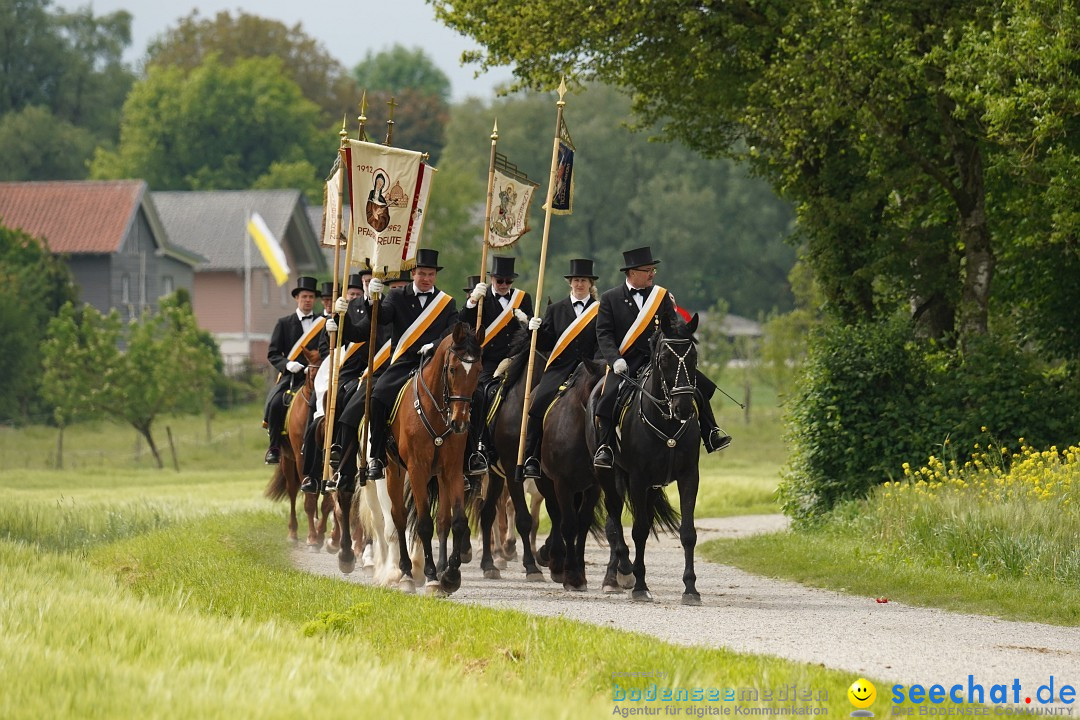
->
[
  {"left": 475, "top": 120, "right": 498, "bottom": 331},
  {"left": 515, "top": 79, "right": 568, "bottom": 474}
]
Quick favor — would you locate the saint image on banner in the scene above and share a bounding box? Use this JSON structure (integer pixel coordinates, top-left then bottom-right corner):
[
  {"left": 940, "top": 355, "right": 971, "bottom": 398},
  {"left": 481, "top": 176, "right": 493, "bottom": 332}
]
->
[{"left": 366, "top": 171, "right": 390, "bottom": 232}]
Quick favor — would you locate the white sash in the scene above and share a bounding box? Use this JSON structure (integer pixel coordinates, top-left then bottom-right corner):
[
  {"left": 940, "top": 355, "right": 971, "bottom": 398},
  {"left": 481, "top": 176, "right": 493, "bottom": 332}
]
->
[
  {"left": 546, "top": 301, "right": 598, "bottom": 369},
  {"left": 482, "top": 288, "right": 525, "bottom": 347},
  {"left": 337, "top": 341, "right": 365, "bottom": 369},
  {"left": 618, "top": 286, "right": 667, "bottom": 355},
  {"left": 391, "top": 290, "right": 452, "bottom": 363}
]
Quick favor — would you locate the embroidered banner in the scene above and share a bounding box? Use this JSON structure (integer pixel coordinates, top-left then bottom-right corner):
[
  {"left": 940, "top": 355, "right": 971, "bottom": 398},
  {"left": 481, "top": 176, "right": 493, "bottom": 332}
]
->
[
  {"left": 346, "top": 139, "right": 424, "bottom": 274},
  {"left": 488, "top": 154, "right": 537, "bottom": 248},
  {"left": 543, "top": 116, "right": 575, "bottom": 215}
]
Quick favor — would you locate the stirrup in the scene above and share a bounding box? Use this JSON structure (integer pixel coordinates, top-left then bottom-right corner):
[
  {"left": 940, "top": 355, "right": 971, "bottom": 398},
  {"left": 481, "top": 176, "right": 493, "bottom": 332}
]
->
[
  {"left": 466, "top": 451, "right": 489, "bottom": 477},
  {"left": 367, "top": 458, "right": 385, "bottom": 481},
  {"left": 300, "top": 476, "right": 319, "bottom": 495},
  {"left": 593, "top": 444, "right": 613, "bottom": 469},
  {"left": 523, "top": 456, "right": 541, "bottom": 479},
  {"left": 705, "top": 429, "right": 732, "bottom": 453}
]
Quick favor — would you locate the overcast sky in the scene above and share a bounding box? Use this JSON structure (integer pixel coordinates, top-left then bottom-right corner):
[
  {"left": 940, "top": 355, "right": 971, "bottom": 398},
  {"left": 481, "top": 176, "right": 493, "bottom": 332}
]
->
[{"left": 62, "top": 0, "right": 514, "bottom": 101}]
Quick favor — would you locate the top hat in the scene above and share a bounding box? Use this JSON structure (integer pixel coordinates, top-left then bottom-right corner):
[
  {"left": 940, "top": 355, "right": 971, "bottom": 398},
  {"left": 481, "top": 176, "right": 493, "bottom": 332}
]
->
[
  {"left": 619, "top": 246, "right": 661, "bottom": 272},
  {"left": 319, "top": 281, "right": 335, "bottom": 298},
  {"left": 463, "top": 275, "right": 481, "bottom": 294},
  {"left": 292, "top": 276, "right": 318, "bottom": 297},
  {"left": 347, "top": 273, "right": 367, "bottom": 290},
  {"left": 564, "top": 258, "right": 598, "bottom": 280},
  {"left": 488, "top": 255, "right": 519, "bottom": 279},
  {"left": 387, "top": 269, "right": 413, "bottom": 285},
  {"left": 414, "top": 248, "right": 443, "bottom": 271}
]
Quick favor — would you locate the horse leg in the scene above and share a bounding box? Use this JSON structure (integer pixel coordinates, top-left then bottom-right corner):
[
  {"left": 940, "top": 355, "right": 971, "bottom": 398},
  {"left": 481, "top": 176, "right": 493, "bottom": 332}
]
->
[
  {"left": 285, "top": 466, "right": 300, "bottom": 544},
  {"left": 409, "top": 471, "right": 438, "bottom": 589},
  {"left": 679, "top": 470, "right": 701, "bottom": 606},
  {"left": 320, "top": 492, "right": 336, "bottom": 552},
  {"left": 479, "top": 471, "right": 504, "bottom": 579},
  {"left": 388, "top": 463, "right": 416, "bottom": 593},
  {"left": 303, "top": 488, "right": 321, "bottom": 549},
  {"left": 335, "top": 489, "right": 355, "bottom": 574},
  {"left": 507, "top": 473, "right": 544, "bottom": 581},
  {"left": 527, "top": 479, "right": 544, "bottom": 560},
  {"left": 629, "top": 485, "right": 654, "bottom": 602},
  {"left": 500, "top": 482, "right": 517, "bottom": 559},
  {"left": 435, "top": 476, "right": 451, "bottom": 577},
  {"left": 557, "top": 483, "right": 583, "bottom": 591},
  {"left": 600, "top": 473, "right": 632, "bottom": 592},
  {"left": 547, "top": 482, "right": 567, "bottom": 584},
  {"left": 568, "top": 485, "right": 599, "bottom": 592},
  {"left": 534, "top": 475, "right": 557, "bottom": 568},
  {"left": 436, "top": 464, "right": 467, "bottom": 595}
]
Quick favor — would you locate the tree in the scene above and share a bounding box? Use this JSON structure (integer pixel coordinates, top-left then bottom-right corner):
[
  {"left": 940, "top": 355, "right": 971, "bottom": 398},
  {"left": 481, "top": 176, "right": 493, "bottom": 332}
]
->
[
  {"left": 0, "top": 223, "right": 77, "bottom": 423},
  {"left": 146, "top": 10, "right": 361, "bottom": 129},
  {"left": 91, "top": 54, "right": 331, "bottom": 191},
  {"left": 0, "top": 105, "right": 97, "bottom": 181},
  {"left": 434, "top": 0, "right": 1080, "bottom": 347},
  {"left": 352, "top": 45, "right": 452, "bottom": 103},
  {"left": 41, "top": 299, "right": 217, "bottom": 468}
]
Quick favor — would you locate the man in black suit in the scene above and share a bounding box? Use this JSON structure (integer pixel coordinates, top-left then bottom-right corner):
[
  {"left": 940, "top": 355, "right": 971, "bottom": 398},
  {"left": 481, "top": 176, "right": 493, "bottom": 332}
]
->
[
  {"left": 460, "top": 255, "right": 533, "bottom": 476},
  {"left": 593, "top": 246, "right": 731, "bottom": 469},
  {"left": 263, "top": 276, "right": 328, "bottom": 464},
  {"left": 521, "top": 258, "right": 601, "bottom": 479},
  {"left": 340, "top": 249, "right": 460, "bottom": 482}
]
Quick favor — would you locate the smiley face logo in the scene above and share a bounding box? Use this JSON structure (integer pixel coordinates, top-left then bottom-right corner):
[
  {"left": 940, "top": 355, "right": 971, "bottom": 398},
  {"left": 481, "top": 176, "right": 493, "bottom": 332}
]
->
[{"left": 848, "top": 678, "right": 877, "bottom": 711}]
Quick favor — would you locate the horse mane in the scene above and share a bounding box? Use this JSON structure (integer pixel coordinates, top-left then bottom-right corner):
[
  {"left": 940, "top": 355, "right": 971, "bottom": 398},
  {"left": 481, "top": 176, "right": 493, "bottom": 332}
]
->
[
  {"left": 500, "top": 330, "right": 533, "bottom": 389},
  {"left": 449, "top": 321, "right": 482, "bottom": 361}
]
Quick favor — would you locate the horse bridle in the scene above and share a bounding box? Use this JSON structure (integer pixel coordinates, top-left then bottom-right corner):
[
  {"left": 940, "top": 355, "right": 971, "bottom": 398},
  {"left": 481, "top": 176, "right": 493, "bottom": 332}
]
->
[
  {"left": 413, "top": 347, "right": 475, "bottom": 447},
  {"left": 617, "top": 337, "right": 698, "bottom": 447}
]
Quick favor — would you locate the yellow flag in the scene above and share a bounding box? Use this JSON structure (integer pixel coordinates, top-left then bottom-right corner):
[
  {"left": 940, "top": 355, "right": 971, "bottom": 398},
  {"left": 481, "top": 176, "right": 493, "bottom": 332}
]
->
[{"left": 247, "top": 212, "right": 290, "bottom": 285}]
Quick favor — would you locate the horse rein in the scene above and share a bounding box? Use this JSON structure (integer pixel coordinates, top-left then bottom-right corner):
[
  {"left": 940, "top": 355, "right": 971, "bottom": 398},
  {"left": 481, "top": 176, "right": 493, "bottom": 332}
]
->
[
  {"left": 615, "top": 337, "right": 698, "bottom": 452},
  {"left": 413, "top": 347, "right": 475, "bottom": 448}
]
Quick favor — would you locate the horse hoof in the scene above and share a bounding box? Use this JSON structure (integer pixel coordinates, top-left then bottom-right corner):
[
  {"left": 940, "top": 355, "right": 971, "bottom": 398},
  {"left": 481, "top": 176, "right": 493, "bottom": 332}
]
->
[
  {"left": 603, "top": 584, "right": 623, "bottom": 594},
  {"left": 682, "top": 592, "right": 702, "bottom": 607},
  {"left": 288, "top": 535, "right": 299, "bottom": 545},
  {"left": 306, "top": 542, "right": 322, "bottom": 553},
  {"left": 338, "top": 556, "right": 356, "bottom": 575},
  {"left": 525, "top": 571, "right": 545, "bottom": 583},
  {"left": 631, "top": 589, "right": 654, "bottom": 603},
  {"left": 398, "top": 577, "right": 416, "bottom": 594},
  {"left": 550, "top": 571, "right": 565, "bottom": 584},
  {"left": 362, "top": 565, "right": 375, "bottom": 577},
  {"left": 326, "top": 541, "right": 341, "bottom": 554},
  {"left": 617, "top": 571, "right": 635, "bottom": 589},
  {"left": 564, "top": 582, "right": 587, "bottom": 593},
  {"left": 460, "top": 548, "right": 473, "bottom": 564},
  {"left": 494, "top": 556, "right": 507, "bottom": 570},
  {"left": 430, "top": 586, "right": 450, "bottom": 598},
  {"left": 439, "top": 568, "right": 461, "bottom": 594},
  {"left": 483, "top": 567, "right": 501, "bottom": 580}
]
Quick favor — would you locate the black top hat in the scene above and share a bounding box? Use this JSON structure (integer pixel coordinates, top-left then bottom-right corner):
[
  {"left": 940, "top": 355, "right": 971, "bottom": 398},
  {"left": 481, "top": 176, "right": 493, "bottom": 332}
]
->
[
  {"left": 292, "top": 276, "right": 318, "bottom": 297},
  {"left": 387, "top": 269, "right": 413, "bottom": 285},
  {"left": 619, "top": 246, "right": 661, "bottom": 272},
  {"left": 347, "top": 273, "right": 366, "bottom": 290},
  {"left": 463, "top": 275, "right": 481, "bottom": 293},
  {"left": 414, "top": 248, "right": 443, "bottom": 271},
  {"left": 319, "top": 281, "right": 335, "bottom": 298},
  {"left": 564, "top": 258, "right": 598, "bottom": 280},
  {"left": 488, "top": 255, "right": 518, "bottom": 279},
  {"left": 357, "top": 264, "right": 373, "bottom": 277}
]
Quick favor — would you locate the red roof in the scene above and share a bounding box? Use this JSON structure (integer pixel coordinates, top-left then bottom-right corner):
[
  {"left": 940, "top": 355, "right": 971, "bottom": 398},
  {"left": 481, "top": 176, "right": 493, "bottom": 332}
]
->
[{"left": 0, "top": 180, "right": 145, "bottom": 254}]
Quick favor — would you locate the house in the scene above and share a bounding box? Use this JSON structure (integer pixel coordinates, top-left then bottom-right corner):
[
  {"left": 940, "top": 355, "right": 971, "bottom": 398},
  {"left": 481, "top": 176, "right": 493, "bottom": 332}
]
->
[
  {"left": 154, "top": 189, "right": 328, "bottom": 372},
  {"left": 0, "top": 180, "right": 202, "bottom": 318}
]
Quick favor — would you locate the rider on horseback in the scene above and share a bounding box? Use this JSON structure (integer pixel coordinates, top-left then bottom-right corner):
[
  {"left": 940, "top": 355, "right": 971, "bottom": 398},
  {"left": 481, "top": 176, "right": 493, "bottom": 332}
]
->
[
  {"left": 263, "top": 276, "right": 329, "bottom": 465},
  {"left": 521, "top": 258, "right": 601, "bottom": 480},
  {"left": 334, "top": 249, "right": 460, "bottom": 483},
  {"left": 460, "top": 255, "right": 533, "bottom": 477},
  {"left": 592, "top": 246, "right": 731, "bottom": 469}
]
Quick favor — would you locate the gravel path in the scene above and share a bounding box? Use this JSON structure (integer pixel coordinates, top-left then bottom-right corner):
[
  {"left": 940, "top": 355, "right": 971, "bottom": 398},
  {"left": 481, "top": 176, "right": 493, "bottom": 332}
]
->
[{"left": 293, "top": 514, "right": 1079, "bottom": 699}]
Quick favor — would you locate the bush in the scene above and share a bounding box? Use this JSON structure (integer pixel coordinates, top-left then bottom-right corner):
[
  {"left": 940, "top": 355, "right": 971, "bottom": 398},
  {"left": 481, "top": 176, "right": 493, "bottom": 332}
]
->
[{"left": 779, "top": 316, "right": 1080, "bottom": 524}]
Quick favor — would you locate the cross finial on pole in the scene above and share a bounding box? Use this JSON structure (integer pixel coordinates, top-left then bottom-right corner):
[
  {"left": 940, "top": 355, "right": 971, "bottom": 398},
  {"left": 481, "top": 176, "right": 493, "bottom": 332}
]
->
[{"left": 385, "top": 96, "right": 397, "bottom": 146}]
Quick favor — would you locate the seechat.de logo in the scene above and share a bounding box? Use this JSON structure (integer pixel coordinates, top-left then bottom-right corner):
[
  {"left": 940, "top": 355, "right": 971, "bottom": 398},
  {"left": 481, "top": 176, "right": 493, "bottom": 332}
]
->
[{"left": 850, "top": 678, "right": 878, "bottom": 718}]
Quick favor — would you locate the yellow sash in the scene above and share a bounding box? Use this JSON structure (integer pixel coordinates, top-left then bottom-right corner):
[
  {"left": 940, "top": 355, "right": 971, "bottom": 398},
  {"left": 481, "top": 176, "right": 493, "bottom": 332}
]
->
[
  {"left": 337, "top": 341, "right": 365, "bottom": 368},
  {"left": 482, "top": 288, "right": 525, "bottom": 347},
  {"left": 618, "top": 286, "right": 667, "bottom": 355},
  {"left": 546, "top": 302, "right": 598, "bottom": 370},
  {"left": 287, "top": 316, "right": 326, "bottom": 361},
  {"left": 391, "top": 291, "right": 452, "bottom": 363},
  {"left": 363, "top": 340, "right": 392, "bottom": 378}
]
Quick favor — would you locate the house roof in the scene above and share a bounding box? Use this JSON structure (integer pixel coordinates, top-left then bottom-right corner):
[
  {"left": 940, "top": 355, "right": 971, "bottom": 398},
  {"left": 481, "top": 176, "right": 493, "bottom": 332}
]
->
[
  {"left": 154, "top": 189, "right": 326, "bottom": 274},
  {"left": 0, "top": 180, "right": 202, "bottom": 266}
]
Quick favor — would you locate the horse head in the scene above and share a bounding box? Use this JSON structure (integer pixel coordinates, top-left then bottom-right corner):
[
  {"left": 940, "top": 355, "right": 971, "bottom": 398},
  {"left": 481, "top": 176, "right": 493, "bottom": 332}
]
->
[
  {"left": 650, "top": 309, "right": 698, "bottom": 422},
  {"left": 300, "top": 345, "right": 322, "bottom": 393},
  {"left": 443, "top": 322, "right": 483, "bottom": 434}
]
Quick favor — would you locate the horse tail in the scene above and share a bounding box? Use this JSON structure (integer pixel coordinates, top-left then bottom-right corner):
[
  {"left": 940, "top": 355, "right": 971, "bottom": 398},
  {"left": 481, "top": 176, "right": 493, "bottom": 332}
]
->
[
  {"left": 263, "top": 465, "right": 288, "bottom": 502},
  {"left": 464, "top": 478, "right": 484, "bottom": 532},
  {"left": 650, "top": 490, "right": 681, "bottom": 537},
  {"left": 587, "top": 489, "right": 606, "bottom": 544},
  {"left": 405, "top": 476, "right": 439, "bottom": 536}
]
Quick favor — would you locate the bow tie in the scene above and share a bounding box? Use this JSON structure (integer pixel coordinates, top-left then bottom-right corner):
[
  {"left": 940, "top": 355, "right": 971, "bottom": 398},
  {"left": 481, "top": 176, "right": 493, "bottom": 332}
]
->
[
  {"left": 630, "top": 288, "right": 649, "bottom": 298},
  {"left": 497, "top": 293, "right": 509, "bottom": 300},
  {"left": 301, "top": 314, "right": 314, "bottom": 321},
  {"left": 416, "top": 291, "right": 432, "bottom": 299},
  {"left": 573, "top": 300, "right": 584, "bottom": 308}
]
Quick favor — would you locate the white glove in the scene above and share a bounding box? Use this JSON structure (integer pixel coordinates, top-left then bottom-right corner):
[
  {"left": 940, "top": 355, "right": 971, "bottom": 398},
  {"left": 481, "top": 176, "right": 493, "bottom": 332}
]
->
[
  {"left": 286, "top": 360, "right": 304, "bottom": 374},
  {"left": 418, "top": 342, "right": 434, "bottom": 356},
  {"left": 528, "top": 316, "right": 542, "bottom": 331},
  {"left": 325, "top": 318, "right": 338, "bottom": 333},
  {"left": 612, "top": 358, "right": 628, "bottom": 375},
  {"left": 513, "top": 308, "right": 528, "bottom": 324},
  {"left": 334, "top": 297, "right": 349, "bottom": 314},
  {"left": 367, "top": 277, "right": 385, "bottom": 297},
  {"left": 469, "top": 282, "right": 488, "bottom": 303}
]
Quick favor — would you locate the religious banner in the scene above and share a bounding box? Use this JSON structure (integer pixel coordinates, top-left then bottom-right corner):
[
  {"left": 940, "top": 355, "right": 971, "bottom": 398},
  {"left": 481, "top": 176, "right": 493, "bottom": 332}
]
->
[
  {"left": 346, "top": 139, "right": 425, "bottom": 273},
  {"left": 487, "top": 153, "right": 538, "bottom": 248},
  {"left": 404, "top": 162, "right": 435, "bottom": 263},
  {"left": 544, "top": 116, "right": 575, "bottom": 215},
  {"left": 320, "top": 161, "right": 344, "bottom": 248}
]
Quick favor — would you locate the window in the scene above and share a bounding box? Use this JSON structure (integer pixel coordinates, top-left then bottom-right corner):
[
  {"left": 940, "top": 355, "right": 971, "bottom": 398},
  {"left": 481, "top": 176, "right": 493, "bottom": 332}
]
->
[
  {"left": 121, "top": 274, "right": 131, "bottom": 304},
  {"left": 162, "top": 276, "right": 174, "bottom": 296}
]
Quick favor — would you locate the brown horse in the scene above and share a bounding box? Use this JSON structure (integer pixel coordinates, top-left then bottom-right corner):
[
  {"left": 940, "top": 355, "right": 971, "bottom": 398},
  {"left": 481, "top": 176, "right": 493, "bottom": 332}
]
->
[
  {"left": 385, "top": 322, "right": 483, "bottom": 595},
  {"left": 263, "top": 346, "right": 339, "bottom": 550}
]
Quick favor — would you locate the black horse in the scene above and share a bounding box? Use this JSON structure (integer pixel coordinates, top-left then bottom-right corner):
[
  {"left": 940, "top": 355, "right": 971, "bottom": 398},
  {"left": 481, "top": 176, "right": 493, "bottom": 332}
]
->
[{"left": 587, "top": 310, "right": 703, "bottom": 604}]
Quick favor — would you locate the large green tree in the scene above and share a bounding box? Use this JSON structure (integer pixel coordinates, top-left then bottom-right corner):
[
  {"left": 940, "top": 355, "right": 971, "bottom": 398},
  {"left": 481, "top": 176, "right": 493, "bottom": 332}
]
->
[
  {"left": 41, "top": 298, "right": 217, "bottom": 468},
  {"left": 146, "top": 10, "right": 361, "bottom": 129},
  {"left": 435, "top": 0, "right": 1080, "bottom": 346},
  {"left": 90, "top": 54, "right": 329, "bottom": 195}
]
